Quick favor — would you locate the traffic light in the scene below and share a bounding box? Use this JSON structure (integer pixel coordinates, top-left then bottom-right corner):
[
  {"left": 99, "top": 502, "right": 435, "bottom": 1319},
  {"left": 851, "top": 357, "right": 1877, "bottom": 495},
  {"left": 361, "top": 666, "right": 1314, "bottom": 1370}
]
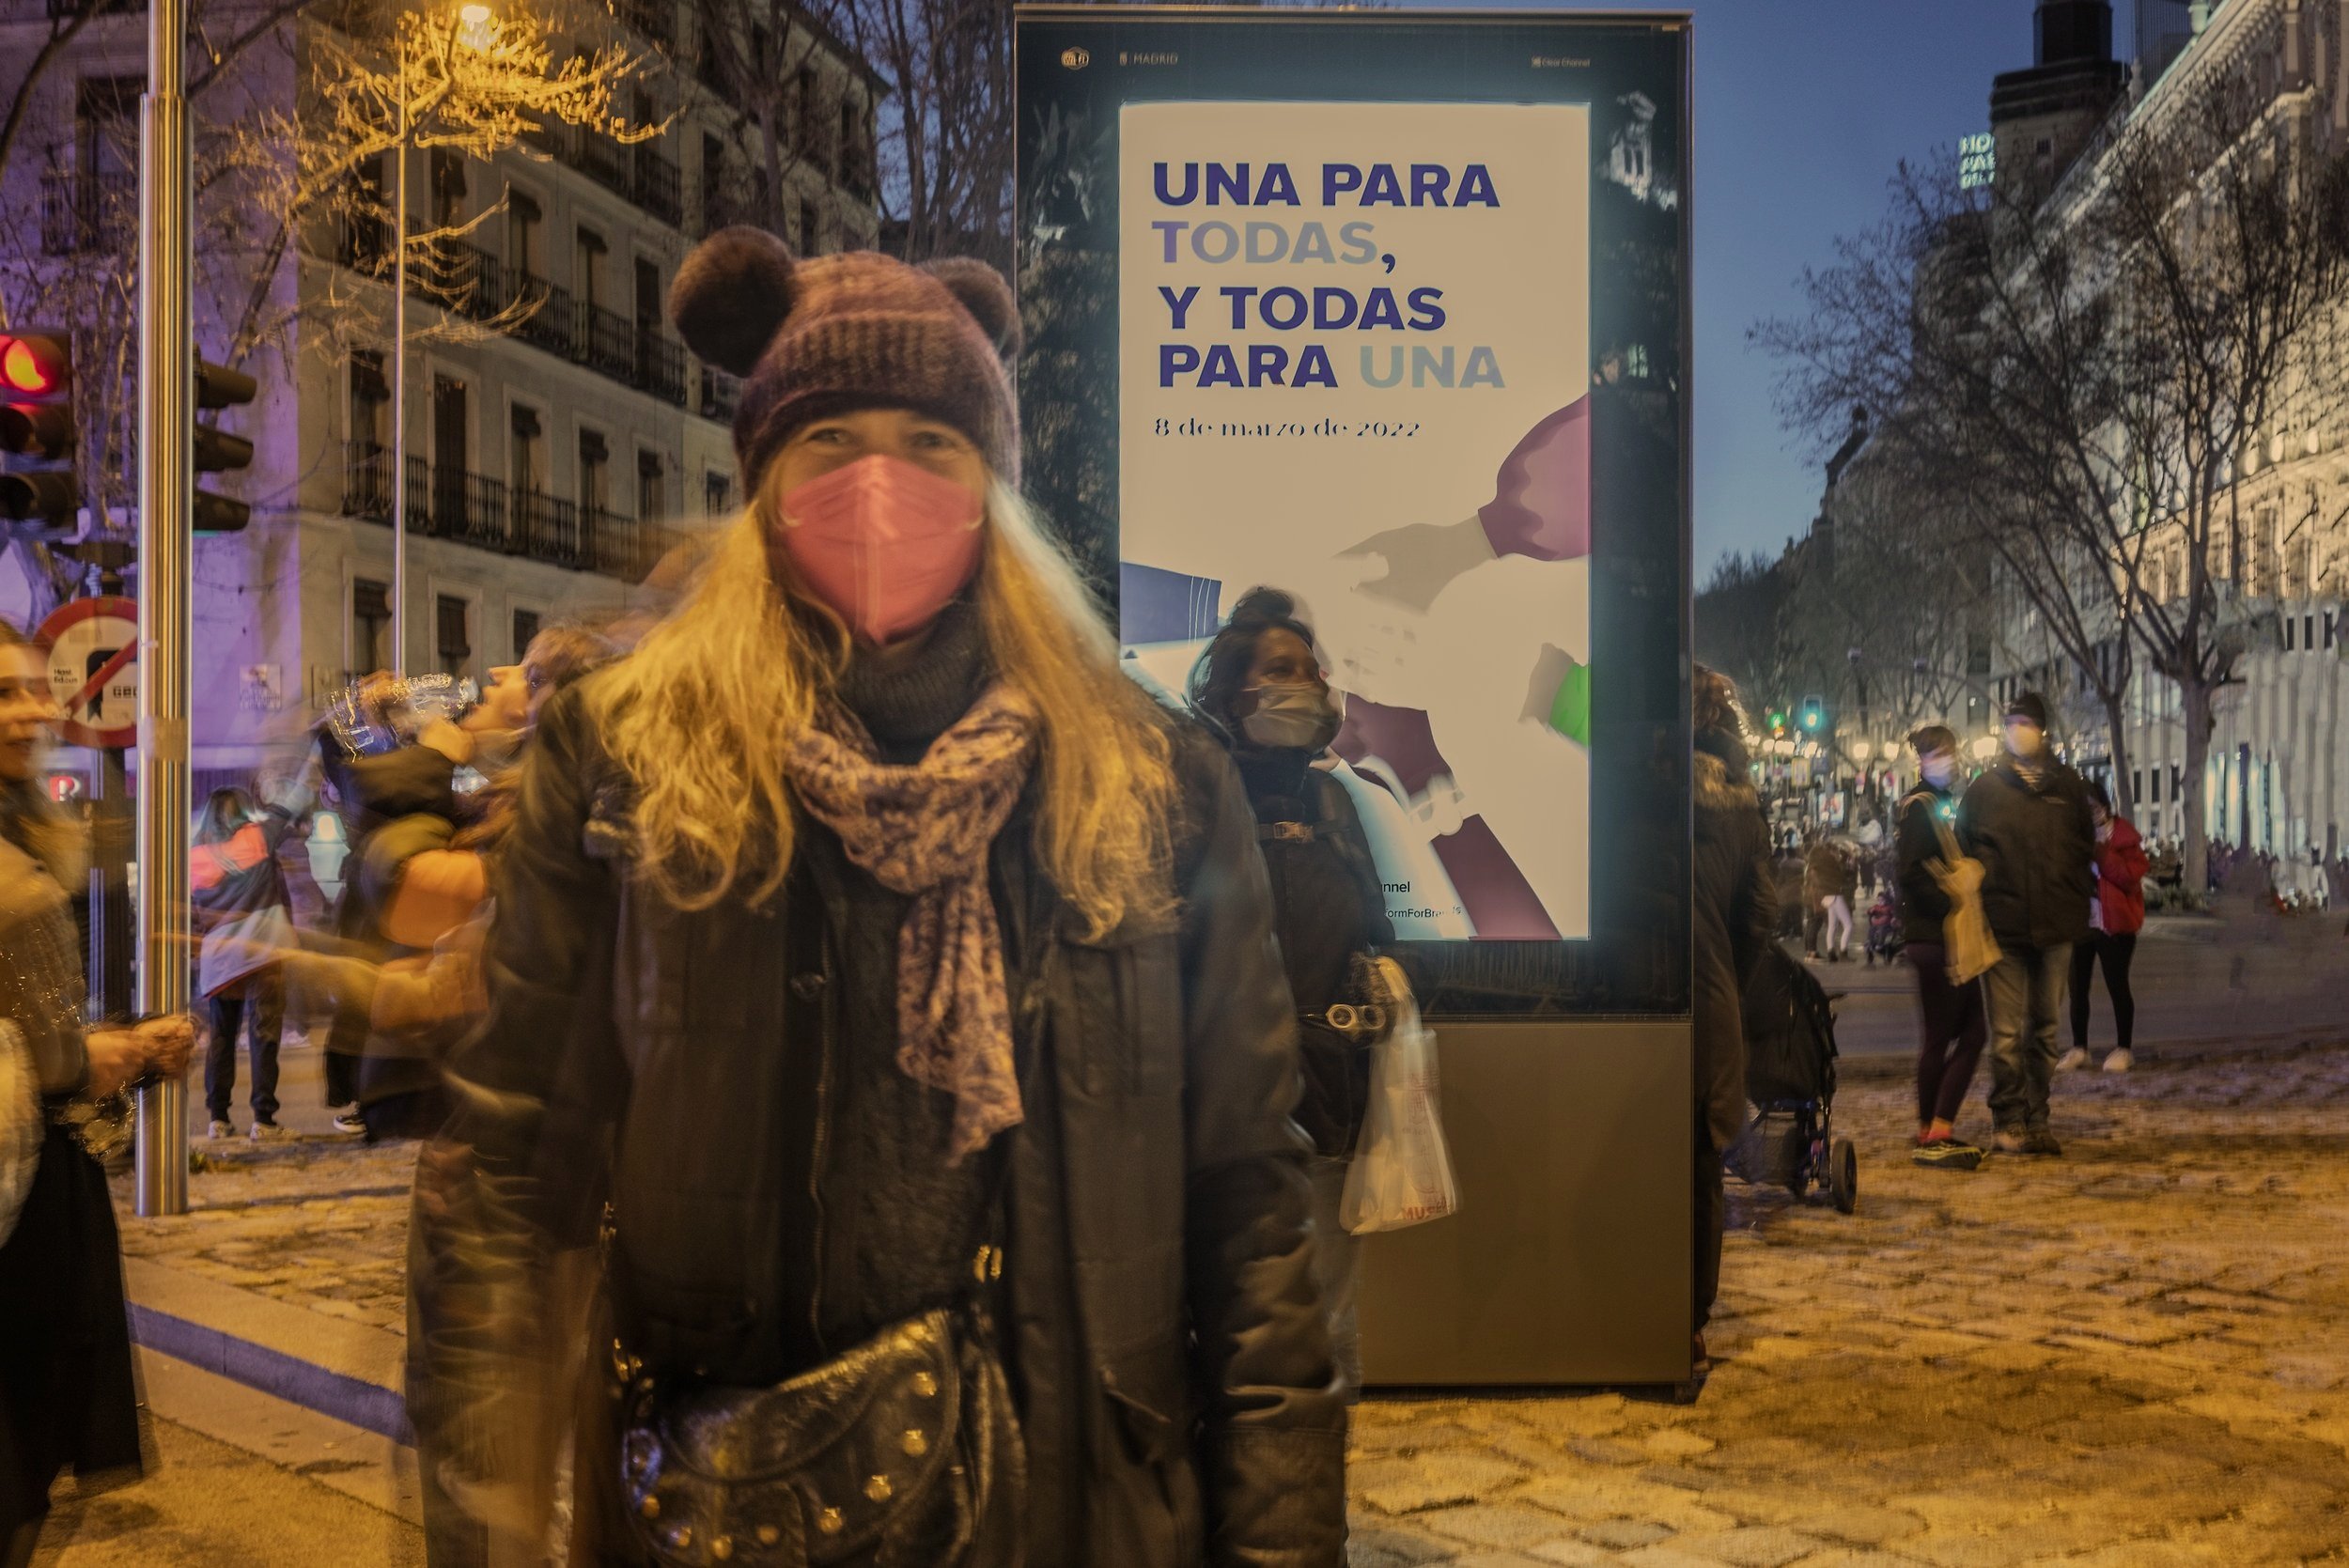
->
[
  {"left": 194, "top": 359, "right": 256, "bottom": 535},
  {"left": 1797, "top": 695, "right": 1826, "bottom": 733},
  {"left": 0, "top": 332, "right": 75, "bottom": 529},
  {"left": 1766, "top": 708, "right": 1788, "bottom": 737}
]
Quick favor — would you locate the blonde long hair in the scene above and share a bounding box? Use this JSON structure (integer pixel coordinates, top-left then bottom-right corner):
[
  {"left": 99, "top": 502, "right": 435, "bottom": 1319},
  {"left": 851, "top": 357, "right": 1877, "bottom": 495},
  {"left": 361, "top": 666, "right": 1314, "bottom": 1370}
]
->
[{"left": 595, "top": 478, "right": 1176, "bottom": 938}]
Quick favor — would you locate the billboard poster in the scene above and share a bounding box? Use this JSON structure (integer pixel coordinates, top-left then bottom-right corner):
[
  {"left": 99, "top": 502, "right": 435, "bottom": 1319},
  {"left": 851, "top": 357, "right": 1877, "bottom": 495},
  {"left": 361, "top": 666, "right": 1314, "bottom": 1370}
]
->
[
  {"left": 1119, "top": 102, "right": 1593, "bottom": 940},
  {"left": 1017, "top": 8, "right": 1690, "bottom": 1016}
]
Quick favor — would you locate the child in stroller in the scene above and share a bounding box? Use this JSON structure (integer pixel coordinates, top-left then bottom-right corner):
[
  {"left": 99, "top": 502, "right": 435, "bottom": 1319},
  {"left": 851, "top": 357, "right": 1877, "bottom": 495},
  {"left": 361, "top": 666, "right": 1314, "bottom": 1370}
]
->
[{"left": 1863, "top": 887, "right": 1902, "bottom": 967}]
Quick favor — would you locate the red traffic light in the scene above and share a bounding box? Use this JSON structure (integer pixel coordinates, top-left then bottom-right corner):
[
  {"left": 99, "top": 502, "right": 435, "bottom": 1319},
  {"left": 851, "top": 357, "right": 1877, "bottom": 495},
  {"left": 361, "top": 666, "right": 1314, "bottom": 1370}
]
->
[{"left": 0, "top": 334, "right": 68, "bottom": 396}]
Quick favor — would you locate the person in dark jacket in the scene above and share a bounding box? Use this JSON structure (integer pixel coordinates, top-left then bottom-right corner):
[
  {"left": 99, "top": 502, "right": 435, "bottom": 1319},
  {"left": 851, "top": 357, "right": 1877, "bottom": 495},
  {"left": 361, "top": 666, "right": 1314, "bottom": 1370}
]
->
[
  {"left": 2059, "top": 778, "right": 2149, "bottom": 1075},
  {"left": 413, "top": 235, "right": 1344, "bottom": 1567},
  {"left": 1958, "top": 692, "right": 2094, "bottom": 1157},
  {"left": 1894, "top": 725, "right": 1986, "bottom": 1170},
  {"left": 1691, "top": 666, "right": 1776, "bottom": 1370},
  {"left": 192, "top": 786, "right": 299, "bottom": 1141},
  {"left": 1188, "top": 586, "right": 1393, "bottom": 1403}
]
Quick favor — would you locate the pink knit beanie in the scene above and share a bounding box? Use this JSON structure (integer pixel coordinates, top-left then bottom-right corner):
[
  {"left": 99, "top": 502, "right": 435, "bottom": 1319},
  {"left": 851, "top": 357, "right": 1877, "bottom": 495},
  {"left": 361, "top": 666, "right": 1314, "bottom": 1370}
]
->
[{"left": 668, "top": 227, "right": 1021, "bottom": 492}]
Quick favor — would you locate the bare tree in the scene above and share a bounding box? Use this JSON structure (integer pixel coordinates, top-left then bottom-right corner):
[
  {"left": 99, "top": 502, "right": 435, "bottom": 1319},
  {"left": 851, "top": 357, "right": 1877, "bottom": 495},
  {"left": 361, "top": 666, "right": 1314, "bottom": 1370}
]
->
[
  {"left": 846, "top": 0, "right": 1010, "bottom": 266},
  {"left": 1758, "top": 60, "right": 2349, "bottom": 897}
]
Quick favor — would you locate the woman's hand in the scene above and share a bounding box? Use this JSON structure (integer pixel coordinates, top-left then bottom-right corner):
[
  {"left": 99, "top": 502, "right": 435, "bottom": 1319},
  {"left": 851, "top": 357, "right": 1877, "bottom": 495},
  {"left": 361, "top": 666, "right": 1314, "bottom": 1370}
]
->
[
  {"left": 83, "top": 1015, "right": 199, "bottom": 1099},
  {"left": 135, "top": 1014, "right": 198, "bottom": 1078}
]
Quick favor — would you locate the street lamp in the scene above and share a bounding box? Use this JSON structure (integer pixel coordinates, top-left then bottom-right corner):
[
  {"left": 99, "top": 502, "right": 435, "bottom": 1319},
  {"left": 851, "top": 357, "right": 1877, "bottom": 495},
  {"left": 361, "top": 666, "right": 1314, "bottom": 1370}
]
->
[
  {"left": 1851, "top": 739, "right": 1875, "bottom": 763},
  {"left": 1970, "top": 736, "right": 1998, "bottom": 762}
]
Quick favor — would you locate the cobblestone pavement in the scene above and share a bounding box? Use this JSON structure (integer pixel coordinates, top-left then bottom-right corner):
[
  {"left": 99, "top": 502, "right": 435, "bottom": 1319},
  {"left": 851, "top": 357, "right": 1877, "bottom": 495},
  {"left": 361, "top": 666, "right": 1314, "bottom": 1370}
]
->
[
  {"left": 110, "top": 1039, "right": 2349, "bottom": 1566},
  {"left": 1347, "top": 1039, "right": 2349, "bottom": 1568}
]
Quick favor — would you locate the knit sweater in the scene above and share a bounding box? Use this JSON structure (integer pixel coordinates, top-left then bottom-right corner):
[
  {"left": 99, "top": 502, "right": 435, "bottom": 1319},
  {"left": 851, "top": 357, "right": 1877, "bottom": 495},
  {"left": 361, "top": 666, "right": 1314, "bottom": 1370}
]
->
[{"left": 788, "top": 599, "right": 1003, "bottom": 1367}]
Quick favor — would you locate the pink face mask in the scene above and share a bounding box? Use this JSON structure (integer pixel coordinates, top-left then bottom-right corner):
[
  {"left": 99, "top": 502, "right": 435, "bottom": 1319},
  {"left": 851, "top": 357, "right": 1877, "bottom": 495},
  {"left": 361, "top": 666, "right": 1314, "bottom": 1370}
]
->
[{"left": 775, "top": 454, "right": 986, "bottom": 644}]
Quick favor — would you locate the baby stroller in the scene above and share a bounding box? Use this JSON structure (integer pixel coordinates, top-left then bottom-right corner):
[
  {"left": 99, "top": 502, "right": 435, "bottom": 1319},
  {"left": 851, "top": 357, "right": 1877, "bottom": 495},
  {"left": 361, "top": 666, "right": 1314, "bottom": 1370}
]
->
[
  {"left": 1727, "top": 945, "right": 1858, "bottom": 1214},
  {"left": 1863, "top": 890, "right": 1902, "bottom": 968}
]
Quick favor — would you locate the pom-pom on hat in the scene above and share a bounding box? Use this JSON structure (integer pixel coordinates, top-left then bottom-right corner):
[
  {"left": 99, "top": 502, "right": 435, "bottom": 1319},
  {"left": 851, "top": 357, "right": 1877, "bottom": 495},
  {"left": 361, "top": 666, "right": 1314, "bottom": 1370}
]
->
[{"left": 667, "top": 226, "right": 1021, "bottom": 493}]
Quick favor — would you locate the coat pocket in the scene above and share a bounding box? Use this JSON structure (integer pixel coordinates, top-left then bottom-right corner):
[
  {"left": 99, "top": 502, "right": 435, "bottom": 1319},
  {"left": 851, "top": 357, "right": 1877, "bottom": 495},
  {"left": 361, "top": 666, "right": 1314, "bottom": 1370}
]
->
[{"left": 1098, "top": 1341, "right": 1203, "bottom": 1568}]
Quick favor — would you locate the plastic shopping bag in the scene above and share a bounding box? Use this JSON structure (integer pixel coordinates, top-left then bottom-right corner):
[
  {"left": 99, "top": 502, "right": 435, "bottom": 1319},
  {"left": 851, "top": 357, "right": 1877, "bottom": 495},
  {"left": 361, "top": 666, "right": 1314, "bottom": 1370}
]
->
[{"left": 1338, "top": 959, "right": 1460, "bottom": 1234}]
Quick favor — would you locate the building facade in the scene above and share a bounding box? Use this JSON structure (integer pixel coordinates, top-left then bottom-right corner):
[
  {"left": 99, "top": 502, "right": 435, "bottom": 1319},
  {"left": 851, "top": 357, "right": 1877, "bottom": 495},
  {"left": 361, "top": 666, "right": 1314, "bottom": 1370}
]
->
[{"left": 0, "top": 0, "right": 881, "bottom": 781}]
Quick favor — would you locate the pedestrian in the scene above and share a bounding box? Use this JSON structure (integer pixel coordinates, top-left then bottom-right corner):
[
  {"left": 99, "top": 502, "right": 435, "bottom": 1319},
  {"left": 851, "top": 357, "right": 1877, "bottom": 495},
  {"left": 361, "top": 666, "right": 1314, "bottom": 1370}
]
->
[
  {"left": 415, "top": 233, "right": 1345, "bottom": 1566},
  {"left": 1803, "top": 833, "right": 1852, "bottom": 959},
  {"left": 191, "top": 786, "right": 299, "bottom": 1141},
  {"left": 0, "top": 617, "right": 195, "bottom": 1564},
  {"left": 1895, "top": 725, "right": 1988, "bottom": 1170},
  {"left": 2058, "top": 778, "right": 2147, "bottom": 1075},
  {"left": 1187, "top": 585, "right": 1393, "bottom": 1403},
  {"left": 1691, "top": 666, "right": 1776, "bottom": 1371},
  {"left": 1959, "top": 692, "right": 2094, "bottom": 1157}
]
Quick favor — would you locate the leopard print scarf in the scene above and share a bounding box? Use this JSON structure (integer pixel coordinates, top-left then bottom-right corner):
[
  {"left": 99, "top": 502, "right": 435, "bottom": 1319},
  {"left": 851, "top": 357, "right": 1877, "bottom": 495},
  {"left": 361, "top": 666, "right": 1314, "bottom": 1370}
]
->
[{"left": 785, "top": 684, "right": 1039, "bottom": 1163}]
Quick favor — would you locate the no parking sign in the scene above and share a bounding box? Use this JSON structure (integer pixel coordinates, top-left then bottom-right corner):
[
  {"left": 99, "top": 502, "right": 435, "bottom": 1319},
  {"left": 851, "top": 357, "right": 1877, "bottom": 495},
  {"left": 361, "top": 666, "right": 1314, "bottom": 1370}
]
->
[{"left": 36, "top": 596, "right": 140, "bottom": 751}]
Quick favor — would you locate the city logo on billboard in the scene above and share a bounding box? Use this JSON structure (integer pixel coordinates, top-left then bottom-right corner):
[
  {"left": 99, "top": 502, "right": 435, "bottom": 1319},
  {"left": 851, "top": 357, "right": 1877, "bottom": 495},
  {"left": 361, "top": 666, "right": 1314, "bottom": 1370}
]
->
[{"left": 1061, "top": 46, "right": 1089, "bottom": 70}]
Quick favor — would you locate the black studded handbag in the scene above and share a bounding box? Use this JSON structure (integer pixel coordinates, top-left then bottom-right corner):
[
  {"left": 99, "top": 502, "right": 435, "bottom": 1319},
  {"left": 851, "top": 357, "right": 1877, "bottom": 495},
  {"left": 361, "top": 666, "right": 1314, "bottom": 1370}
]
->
[{"left": 614, "top": 1290, "right": 1023, "bottom": 1567}]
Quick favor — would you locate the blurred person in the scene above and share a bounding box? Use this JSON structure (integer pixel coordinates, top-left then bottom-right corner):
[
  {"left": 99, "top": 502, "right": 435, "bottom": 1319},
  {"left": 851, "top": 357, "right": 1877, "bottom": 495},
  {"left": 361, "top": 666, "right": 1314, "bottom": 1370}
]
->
[
  {"left": 1960, "top": 693, "right": 2094, "bottom": 1157},
  {"left": 2058, "top": 779, "right": 2147, "bottom": 1074},
  {"left": 0, "top": 618, "right": 194, "bottom": 1565},
  {"left": 418, "top": 234, "right": 1343, "bottom": 1566},
  {"left": 1188, "top": 586, "right": 1392, "bottom": 1403},
  {"left": 1896, "top": 726, "right": 1988, "bottom": 1170},
  {"left": 1691, "top": 666, "right": 1775, "bottom": 1371},
  {"left": 191, "top": 786, "right": 298, "bottom": 1141},
  {"left": 1804, "top": 834, "right": 1855, "bottom": 961}
]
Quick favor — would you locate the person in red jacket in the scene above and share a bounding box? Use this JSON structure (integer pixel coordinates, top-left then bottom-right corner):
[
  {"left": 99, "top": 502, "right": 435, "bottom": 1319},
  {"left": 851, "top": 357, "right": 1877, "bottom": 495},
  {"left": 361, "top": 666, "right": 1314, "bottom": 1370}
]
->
[{"left": 2061, "top": 778, "right": 2148, "bottom": 1074}]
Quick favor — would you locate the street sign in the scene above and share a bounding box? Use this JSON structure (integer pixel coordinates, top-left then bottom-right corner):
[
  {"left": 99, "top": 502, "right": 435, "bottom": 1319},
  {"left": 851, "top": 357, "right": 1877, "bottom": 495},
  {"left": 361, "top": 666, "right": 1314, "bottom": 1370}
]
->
[{"left": 36, "top": 595, "right": 140, "bottom": 749}]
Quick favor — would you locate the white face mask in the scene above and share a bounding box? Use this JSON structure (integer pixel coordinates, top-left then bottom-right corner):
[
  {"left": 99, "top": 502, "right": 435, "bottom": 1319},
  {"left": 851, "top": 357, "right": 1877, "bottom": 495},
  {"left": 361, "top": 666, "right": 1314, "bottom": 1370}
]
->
[{"left": 1921, "top": 755, "right": 1957, "bottom": 789}]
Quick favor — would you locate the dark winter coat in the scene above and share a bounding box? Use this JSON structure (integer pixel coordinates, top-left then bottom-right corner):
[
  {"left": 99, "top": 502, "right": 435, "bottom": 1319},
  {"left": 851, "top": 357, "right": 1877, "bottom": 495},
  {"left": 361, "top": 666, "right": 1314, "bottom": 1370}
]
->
[
  {"left": 1957, "top": 753, "right": 2095, "bottom": 953},
  {"left": 1893, "top": 782, "right": 1961, "bottom": 947},
  {"left": 1692, "top": 728, "right": 1777, "bottom": 1153},
  {"left": 429, "top": 681, "right": 1346, "bottom": 1568}
]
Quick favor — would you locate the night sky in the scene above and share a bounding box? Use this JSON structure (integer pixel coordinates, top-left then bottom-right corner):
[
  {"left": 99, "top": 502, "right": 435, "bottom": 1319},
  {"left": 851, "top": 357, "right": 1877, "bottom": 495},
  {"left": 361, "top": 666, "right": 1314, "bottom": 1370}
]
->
[{"left": 1415, "top": 0, "right": 2048, "bottom": 577}]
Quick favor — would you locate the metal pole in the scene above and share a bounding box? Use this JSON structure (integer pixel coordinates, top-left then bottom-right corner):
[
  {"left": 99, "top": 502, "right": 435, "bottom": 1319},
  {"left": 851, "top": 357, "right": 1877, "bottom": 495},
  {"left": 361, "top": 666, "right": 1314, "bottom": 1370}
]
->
[
  {"left": 390, "top": 66, "right": 409, "bottom": 677},
  {"left": 134, "top": 0, "right": 191, "bottom": 1217}
]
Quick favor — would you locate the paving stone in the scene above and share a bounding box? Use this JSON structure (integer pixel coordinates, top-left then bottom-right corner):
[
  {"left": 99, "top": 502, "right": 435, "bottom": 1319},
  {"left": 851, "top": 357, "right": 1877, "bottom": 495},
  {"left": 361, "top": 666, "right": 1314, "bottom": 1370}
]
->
[
  {"left": 1669, "top": 1528, "right": 1825, "bottom": 1568},
  {"left": 1423, "top": 1504, "right": 1597, "bottom": 1552},
  {"left": 1782, "top": 1505, "right": 1924, "bottom": 1548},
  {"left": 1527, "top": 1544, "right": 1625, "bottom": 1567},
  {"left": 1579, "top": 1520, "right": 1675, "bottom": 1550}
]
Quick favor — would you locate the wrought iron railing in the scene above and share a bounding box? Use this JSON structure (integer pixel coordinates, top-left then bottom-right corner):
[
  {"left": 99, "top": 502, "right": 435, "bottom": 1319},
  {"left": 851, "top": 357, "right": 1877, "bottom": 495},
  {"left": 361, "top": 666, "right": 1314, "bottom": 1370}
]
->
[
  {"left": 578, "top": 300, "right": 636, "bottom": 380},
  {"left": 614, "top": 0, "right": 674, "bottom": 49},
  {"left": 340, "top": 441, "right": 688, "bottom": 582},
  {"left": 39, "top": 170, "right": 134, "bottom": 256},
  {"left": 636, "top": 331, "right": 686, "bottom": 406},
  {"left": 576, "top": 132, "right": 631, "bottom": 198},
  {"left": 634, "top": 145, "right": 682, "bottom": 225}
]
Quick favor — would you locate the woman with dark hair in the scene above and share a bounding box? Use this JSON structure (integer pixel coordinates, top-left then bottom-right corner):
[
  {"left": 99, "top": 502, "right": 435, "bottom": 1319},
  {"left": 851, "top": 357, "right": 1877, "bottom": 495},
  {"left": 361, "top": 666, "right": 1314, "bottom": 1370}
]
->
[
  {"left": 0, "top": 618, "right": 194, "bottom": 1562},
  {"left": 2059, "top": 777, "right": 2147, "bottom": 1075},
  {"left": 1896, "top": 724, "right": 1988, "bottom": 1169},
  {"left": 1188, "top": 586, "right": 1392, "bottom": 1399},
  {"left": 193, "top": 785, "right": 298, "bottom": 1141},
  {"left": 1690, "top": 664, "right": 1774, "bottom": 1369}
]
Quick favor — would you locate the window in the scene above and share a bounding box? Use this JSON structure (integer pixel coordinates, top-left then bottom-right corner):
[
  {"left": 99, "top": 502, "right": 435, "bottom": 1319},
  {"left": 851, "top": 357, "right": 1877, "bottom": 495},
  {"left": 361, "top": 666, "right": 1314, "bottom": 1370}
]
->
[
  {"left": 838, "top": 100, "right": 858, "bottom": 181},
  {"left": 576, "top": 226, "right": 606, "bottom": 309},
  {"left": 2286, "top": 616, "right": 2296, "bottom": 651},
  {"left": 704, "top": 469, "right": 732, "bottom": 516},
  {"left": 795, "top": 67, "right": 819, "bottom": 153},
  {"left": 512, "top": 608, "right": 541, "bottom": 660},
  {"left": 428, "top": 148, "right": 466, "bottom": 229},
  {"left": 352, "top": 578, "right": 391, "bottom": 676},
  {"left": 506, "top": 189, "right": 542, "bottom": 275},
  {"left": 2305, "top": 613, "right": 2317, "bottom": 652},
  {"left": 2327, "top": 611, "right": 2338, "bottom": 650},
  {"left": 2151, "top": 768, "right": 2161, "bottom": 804},
  {"left": 349, "top": 351, "right": 389, "bottom": 453},
  {"left": 701, "top": 132, "right": 727, "bottom": 224},
  {"left": 510, "top": 404, "right": 544, "bottom": 494},
  {"left": 800, "top": 199, "right": 820, "bottom": 255},
  {"left": 637, "top": 450, "right": 664, "bottom": 520},
  {"left": 579, "top": 428, "right": 609, "bottom": 514},
  {"left": 2133, "top": 770, "right": 2142, "bottom": 808},
  {"left": 436, "top": 595, "right": 472, "bottom": 679}
]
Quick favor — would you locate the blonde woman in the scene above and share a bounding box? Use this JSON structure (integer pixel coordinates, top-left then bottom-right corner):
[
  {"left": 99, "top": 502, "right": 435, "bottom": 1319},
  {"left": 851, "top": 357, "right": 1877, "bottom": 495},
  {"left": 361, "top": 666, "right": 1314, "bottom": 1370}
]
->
[{"left": 416, "top": 233, "right": 1344, "bottom": 1567}]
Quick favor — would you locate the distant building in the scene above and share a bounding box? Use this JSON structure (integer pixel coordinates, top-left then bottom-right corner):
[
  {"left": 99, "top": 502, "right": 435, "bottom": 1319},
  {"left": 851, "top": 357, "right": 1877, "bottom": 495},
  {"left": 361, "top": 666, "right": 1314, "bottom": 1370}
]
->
[{"left": 1989, "top": 0, "right": 2128, "bottom": 193}]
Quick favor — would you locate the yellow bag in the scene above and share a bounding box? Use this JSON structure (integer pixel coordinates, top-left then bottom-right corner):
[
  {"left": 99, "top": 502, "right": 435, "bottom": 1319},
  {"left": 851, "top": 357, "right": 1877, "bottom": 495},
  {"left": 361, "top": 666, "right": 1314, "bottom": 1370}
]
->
[{"left": 1928, "top": 815, "right": 2001, "bottom": 986}]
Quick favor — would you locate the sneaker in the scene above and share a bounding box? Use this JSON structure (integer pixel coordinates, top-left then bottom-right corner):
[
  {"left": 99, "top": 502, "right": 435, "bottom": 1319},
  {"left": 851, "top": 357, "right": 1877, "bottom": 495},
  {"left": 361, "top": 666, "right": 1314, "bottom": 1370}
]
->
[
  {"left": 2055, "top": 1047, "right": 2091, "bottom": 1072},
  {"left": 1992, "top": 1126, "right": 2030, "bottom": 1154},
  {"left": 206, "top": 1118, "right": 235, "bottom": 1141},
  {"left": 2102, "top": 1048, "right": 2134, "bottom": 1073},
  {"left": 330, "top": 1111, "right": 367, "bottom": 1136},
  {"left": 248, "top": 1121, "right": 293, "bottom": 1143},
  {"left": 2021, "top": 1127, "right": 2064, "bottom": 1157},
  {"left": 1913, "top": 1139, "right": 1984, "bottom": 1171}
]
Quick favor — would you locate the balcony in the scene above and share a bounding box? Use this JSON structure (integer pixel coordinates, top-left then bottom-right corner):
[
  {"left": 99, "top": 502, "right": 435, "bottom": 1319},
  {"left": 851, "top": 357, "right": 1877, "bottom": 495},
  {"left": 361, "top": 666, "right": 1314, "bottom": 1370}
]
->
[
  {"left": 40, "top": 170, "right": 134, "bottom": 255},
  {"left": 507, "top": 270, "right": 576, "bottom": 357},
  {"left": 339, "top": 441, "right": 685, "bottom": 583},
  {"left": 634, "top": 145, "right": 682, "bottom": 225},
  {"left": 575, "top": 132, "right": 631, "bottom": 199},
  {"left": 636, "top": 331, "right": 686, "bottom": 405},
  {"left": 578, "top": 300, "right": 636, "bottom": 381}
]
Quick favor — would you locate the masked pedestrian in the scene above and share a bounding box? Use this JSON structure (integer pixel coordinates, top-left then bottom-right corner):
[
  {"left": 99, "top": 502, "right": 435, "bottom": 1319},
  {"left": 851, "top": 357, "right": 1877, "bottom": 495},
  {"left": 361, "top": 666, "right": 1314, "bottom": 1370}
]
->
[
  {"left": 2058, "top": 778, "right": 2147, "bottom": 1075},
  {"left": 1959, "top": 693, "right": 2094, "bottom": 1157},
  {"left": 191, "top": 787, "right": 300, "bottom": 1141},
  {"left": 1895, "top": 726, "right": 1987, "bottom": 1169},
  {"left": 416, "top": 232, "right": 1344, "bottom": 1567},
  {"left": 1188, "top": 586, "right": 1392, "bottom": 1404}
]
